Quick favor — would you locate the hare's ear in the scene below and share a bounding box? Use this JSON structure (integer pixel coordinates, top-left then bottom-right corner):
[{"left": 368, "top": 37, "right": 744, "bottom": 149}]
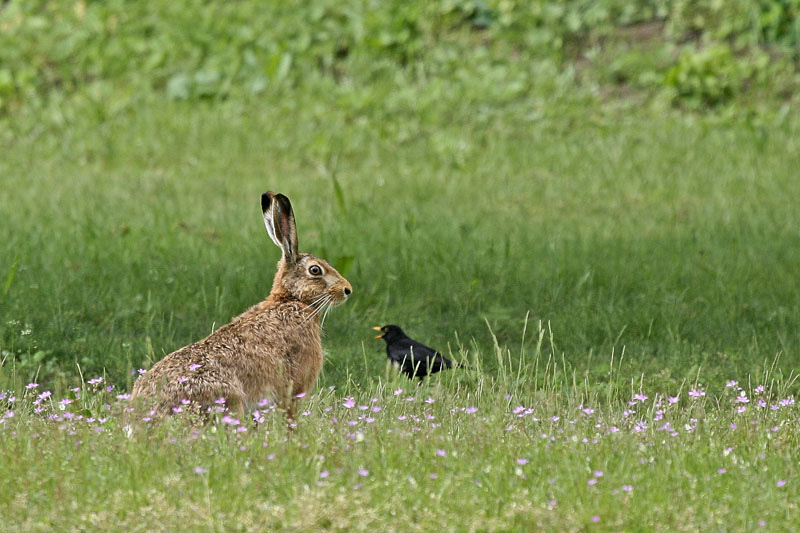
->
[{"left": 261, "top": 191, "right": 298, "bottom": 264}]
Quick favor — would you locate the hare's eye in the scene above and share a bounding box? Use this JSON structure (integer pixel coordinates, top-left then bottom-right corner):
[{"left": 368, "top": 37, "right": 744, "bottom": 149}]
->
[{"left": 308, "top": 265, "right": 323, "bottom": 276}]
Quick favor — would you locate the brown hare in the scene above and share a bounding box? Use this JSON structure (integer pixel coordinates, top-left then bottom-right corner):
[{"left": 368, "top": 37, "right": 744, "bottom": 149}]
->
[{"left": 131, "top": 191, "right": 352, "bottom": 419}]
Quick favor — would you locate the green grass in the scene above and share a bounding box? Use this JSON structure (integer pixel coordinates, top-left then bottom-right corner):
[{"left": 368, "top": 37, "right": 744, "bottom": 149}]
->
[
  {"left": 2, "top": 92, "right": 799, "bottom": 391},
  {"left": 2, "top": 348, "right": 799, "bottom": 531},
  {"left": 2, "top": 6, "right": 800, "bottom": 526},
  {"left": 2, "top": 95, "right": 799, "bottom": 528}
]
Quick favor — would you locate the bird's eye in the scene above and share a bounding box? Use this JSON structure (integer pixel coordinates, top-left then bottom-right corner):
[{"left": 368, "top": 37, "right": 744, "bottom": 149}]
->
[{"left": 308, "top": 265, "right": 323, "bottom": 276}]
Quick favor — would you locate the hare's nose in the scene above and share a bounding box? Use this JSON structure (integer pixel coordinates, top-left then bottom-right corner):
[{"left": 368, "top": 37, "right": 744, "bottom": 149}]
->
[{"left": 343, "top": 282, "right": 352, "bottom": 296}]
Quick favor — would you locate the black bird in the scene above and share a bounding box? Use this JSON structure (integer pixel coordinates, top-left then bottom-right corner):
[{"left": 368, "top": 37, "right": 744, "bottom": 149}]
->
[{"left": 373, "top": 325, "right": 464, "bottom": 380}]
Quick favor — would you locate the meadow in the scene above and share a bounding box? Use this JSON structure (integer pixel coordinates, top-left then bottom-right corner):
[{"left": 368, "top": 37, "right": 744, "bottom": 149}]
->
[
  {"left": 2, "top": 1, "right": 800, "bottom": 530},
  {"left": 2, "top": 357, "right": 799, "bottom": 531}
]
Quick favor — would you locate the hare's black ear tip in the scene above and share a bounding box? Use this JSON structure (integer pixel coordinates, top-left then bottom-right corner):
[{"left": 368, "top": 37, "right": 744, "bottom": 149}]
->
[
  {"left": 261, "top": 191, "right": 274, "bottom": 212},
  {"left": 274, "top": 193, "right": 293, "bottom": 210}
]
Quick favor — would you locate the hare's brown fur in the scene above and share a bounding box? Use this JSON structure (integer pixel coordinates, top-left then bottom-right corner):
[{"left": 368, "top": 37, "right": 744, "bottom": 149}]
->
[{"left": 130, "top": 193, "right": 351, "bottom": 418}]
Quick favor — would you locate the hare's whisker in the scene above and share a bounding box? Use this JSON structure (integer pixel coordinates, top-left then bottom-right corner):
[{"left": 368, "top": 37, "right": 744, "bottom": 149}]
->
[
  {"left": 320, "top": 301, "right": 333, "bottom": 329},
  {"left": 310, "top": 294, "right": 328, "bottom": 307},
  {"left": 308, "top": 296, "right": 328, "bottom": 312},
  {"left": 301, "top": 296, "right": 331, "bottom": 325},
  {"left": 317, "top": 297, "right": 333, "bottom": 320}
]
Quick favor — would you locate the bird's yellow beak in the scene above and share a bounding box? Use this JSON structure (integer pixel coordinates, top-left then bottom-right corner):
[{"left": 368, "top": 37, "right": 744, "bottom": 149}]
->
[{"left": 373, "top": 326, "right": 384, "bottom": 338}]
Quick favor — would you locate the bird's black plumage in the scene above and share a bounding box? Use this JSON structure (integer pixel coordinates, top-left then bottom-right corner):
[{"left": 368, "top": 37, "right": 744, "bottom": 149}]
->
[{"left": 374, "top": 325, "right": 463, "bottom": 380}]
